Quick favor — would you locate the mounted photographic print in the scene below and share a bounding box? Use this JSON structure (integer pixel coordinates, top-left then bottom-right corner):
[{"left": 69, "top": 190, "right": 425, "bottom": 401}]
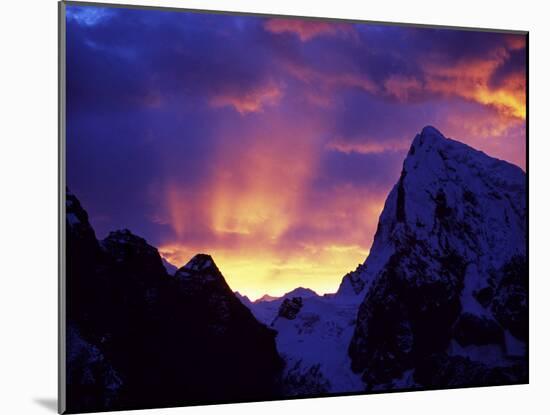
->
[{"left": 59, "top": 1, "right": 528, "bottom": 413}]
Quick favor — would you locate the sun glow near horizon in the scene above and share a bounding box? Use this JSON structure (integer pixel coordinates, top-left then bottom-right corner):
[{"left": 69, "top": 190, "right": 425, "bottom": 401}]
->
[{"left": 159, "top": 243, "right": 370, "bottom": 301}]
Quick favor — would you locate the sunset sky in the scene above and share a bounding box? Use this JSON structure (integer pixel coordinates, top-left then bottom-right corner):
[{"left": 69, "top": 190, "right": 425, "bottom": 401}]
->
[{"left": 65, "top": 5, "right": 526, "bottom": 300}]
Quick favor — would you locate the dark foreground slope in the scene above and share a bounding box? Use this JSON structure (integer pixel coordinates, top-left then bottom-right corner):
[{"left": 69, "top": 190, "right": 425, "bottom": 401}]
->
[
  {"left": 348, "top": 126, "right": 527, "bottom": 390},
  {"left": 65, "top": 190, "right": 283, "bottom": 413}
]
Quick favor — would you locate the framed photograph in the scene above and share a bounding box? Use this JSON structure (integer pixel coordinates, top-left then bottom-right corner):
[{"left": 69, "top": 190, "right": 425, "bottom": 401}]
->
[{"left": 59, "top": 1, "right": 528, "bottom": 413}]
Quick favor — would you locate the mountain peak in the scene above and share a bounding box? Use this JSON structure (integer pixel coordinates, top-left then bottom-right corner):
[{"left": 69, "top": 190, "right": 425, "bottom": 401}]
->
[
  {"left": 255, "top": 294, "right": 280, "bottom": 303},
  {"left": 104, "top": 229, "right": 147, "bottom": 245},
  {"left": 407, "top": 125, "right": 449, "bottom": 157},
  {"left": 174, "top": 254, "right": 231, "bottom": 289},
  {"left": 420, "top": 125, "right": 445, "bottom": 139},
  {"left": 349, "top": 127, "right": 527, "bottom": 387},
  {"left": 101, "top": 229, "right": 159, "bottom": 258},
  {"left": 282, "top": 287, "right": 318, "bottom": 298},
  {"left": 182, "top": 254, "right": 216, "bottom": 272}
]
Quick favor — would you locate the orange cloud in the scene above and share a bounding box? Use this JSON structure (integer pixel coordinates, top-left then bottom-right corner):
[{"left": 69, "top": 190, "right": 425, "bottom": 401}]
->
[
  {"left": 264, "top": 18, "right": 355, "bottom": 42},
  {"left": 422, "top": 48, "right": 526, "bottom": 120},
  {"left": 209, "top": 81, "right": 283, "bottom": 114},
  {"left": 158, "top": 184, "right": 387, "bottom": 300}
]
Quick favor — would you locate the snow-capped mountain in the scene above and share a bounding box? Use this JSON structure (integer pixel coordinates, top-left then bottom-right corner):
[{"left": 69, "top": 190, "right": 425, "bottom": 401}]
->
[
  {"left": 335, "top": 263, "right": 367, "bottom": 300},
  {"left": 271, "top": 294, "right": 364, "bottom": 395},
  {"left": 244, "top": 285, "right": 364, "bottom": 395},
  {"left": 348, "top": 126, "right": 527, "bottom": 389},
  {"left": 240, "top": 126, "right": 526, "bottom": 395}
]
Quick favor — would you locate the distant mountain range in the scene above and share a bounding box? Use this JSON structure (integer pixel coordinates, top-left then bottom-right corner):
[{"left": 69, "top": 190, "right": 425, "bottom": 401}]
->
[{"left": 65, "top": 126, "right": 527, "bottom": 411}]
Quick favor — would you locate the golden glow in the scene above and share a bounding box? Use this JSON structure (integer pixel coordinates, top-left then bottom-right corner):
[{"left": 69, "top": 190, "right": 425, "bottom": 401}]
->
[
  {"left": 423, "top": 49, "right": 526, "bottom": 120},
  {"left": 160, "top": 135, "right": 387, "bottom": 299},
  {"left": 160, "top": 242, "right": 369, "bottom": 301}
]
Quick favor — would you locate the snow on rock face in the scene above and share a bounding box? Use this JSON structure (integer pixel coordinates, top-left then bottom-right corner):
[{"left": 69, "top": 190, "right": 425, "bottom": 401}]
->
[
  {"left": 249, "top": 288, "right": 319, "bottom": 324},
  {"left": 283, "top": 287, "right": 318, "bottom": 299},
  {"left": 335, "top": 264, "right": 367, "bottom": 299},
  {"left": 276, "top": 297, "right": 303, "bottom": 321},
  {"left": 66, "top": 324, "right": 122, "bottom": 410},
  {"left": 244, "top": 287, "right": 364, "bottom": 395},
  {"left": 174, "top": 254, "right": 229, "bottom": 286},
  {"left": 348, "top": 126, "right": 527, "bottom": 390},
  {"left": 272, "top": 296, "right": 364, "bottom": 395},
  {"left": 161, "top": 257, "right": 178, "bottom": 276}
]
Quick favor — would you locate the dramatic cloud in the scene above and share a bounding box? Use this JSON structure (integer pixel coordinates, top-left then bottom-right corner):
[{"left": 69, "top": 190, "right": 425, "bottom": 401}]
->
[
  {"left": 66, "top": 5, "right": 526, "bottom": 298},
  {"left": 422, "top": 52, "right": 526, "bottom": 119}
]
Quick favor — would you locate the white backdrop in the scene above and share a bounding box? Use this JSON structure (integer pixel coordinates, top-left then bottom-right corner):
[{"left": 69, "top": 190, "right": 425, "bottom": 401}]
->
[{"left": 0, "top": 0, "right": 546, "bottom": 414}]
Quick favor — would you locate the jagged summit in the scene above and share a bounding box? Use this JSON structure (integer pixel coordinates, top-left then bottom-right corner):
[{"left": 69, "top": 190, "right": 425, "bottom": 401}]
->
[
  {"left": 335, "top": 264, "right": 366, "bottom": 298},
  {"left": 174, "top": 253, "right": 234, "bottom": 293},
  {"left": 377, "top": 124, "right": 526, "bottom": 268},
  {"left": 348, "top": 126, "right": 527, "bottom": 389},
  {"left": 103, "top": 229, "right": 147, "bottom": 245},
  {"left": 182, "top": 253, "right": 216, "bottom": 272},
  {"left": 100, "top": 229, "right": 166, "bottom": 275},
  {"left": 408, "top": 125, "right": 523, "bottom": 172},
  {"left": 253, "top": 287, "right": 318, "bottom": 304},
  {"left": 336, "top": 126, "right": 526, "bottom": 300}
]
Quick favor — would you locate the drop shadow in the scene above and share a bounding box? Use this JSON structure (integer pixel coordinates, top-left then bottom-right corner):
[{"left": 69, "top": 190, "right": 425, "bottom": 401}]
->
[{"left": 34, "top": 398, "right": 57, "bottom": 413}]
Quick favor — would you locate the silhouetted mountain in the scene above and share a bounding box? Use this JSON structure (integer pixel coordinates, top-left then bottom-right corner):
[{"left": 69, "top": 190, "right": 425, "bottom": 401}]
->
[
  {"left": 235, "top": 291, "right": 253, "bottom": 307},
  {"left": 335, "top": 264, "right": 366, "bottom": 297},
  {"left": 65, "top": 189, "right": 283, "bottom": 413},
  {"left": 348, "top": 126, "right": 527, "bottom": 389}
]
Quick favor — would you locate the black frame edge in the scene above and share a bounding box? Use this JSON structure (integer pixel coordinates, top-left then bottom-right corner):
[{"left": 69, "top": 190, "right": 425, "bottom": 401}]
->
[{"left": 58, "top": 1, "right": 67, "bottom": 414}]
